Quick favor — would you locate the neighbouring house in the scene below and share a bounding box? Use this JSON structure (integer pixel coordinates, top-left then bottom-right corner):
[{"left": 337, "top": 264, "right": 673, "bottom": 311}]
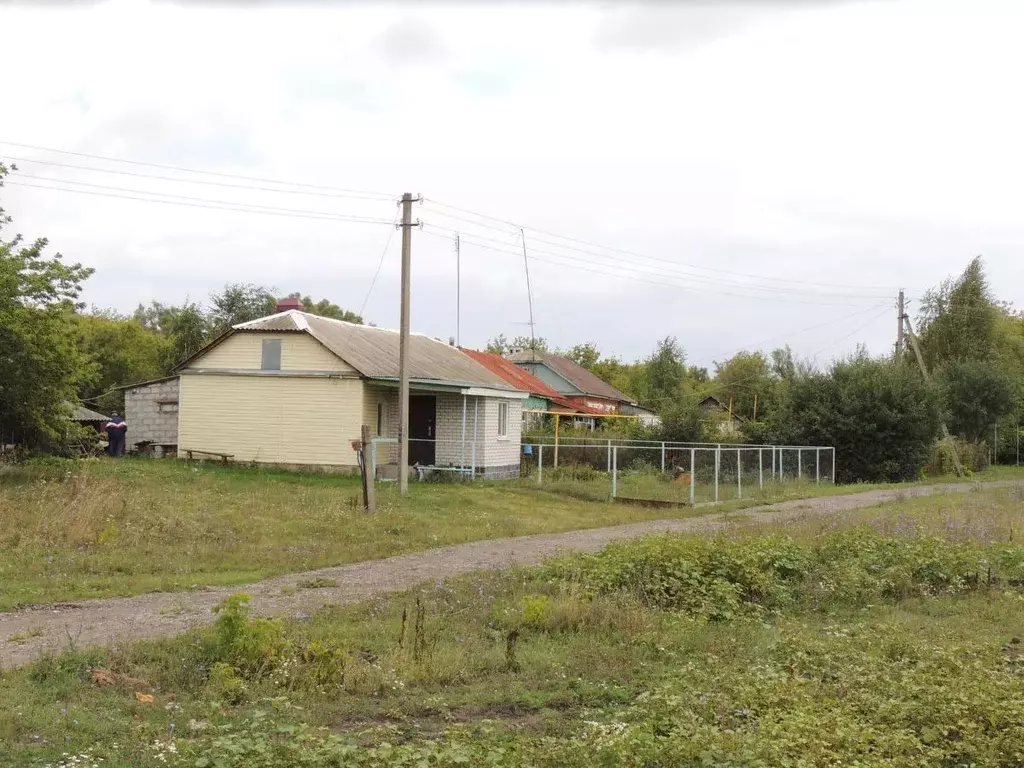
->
[
  {"left": 505, "top": 350, "right": 660, "bottom": 425},
  {"left": 699, "top": 395, "right": 742, "bottom": 437},
  {"left": 460, "top": 349, "right": 604, "bottom": 429},
  {"left": 69, "top": 403, "right": 110, "bottom": 432},
  {"left": 121, "top": 376, "right": 180, "bottom": 456},
  {"left": 166, "top": 304, "right": 527, "bottom": 478}
]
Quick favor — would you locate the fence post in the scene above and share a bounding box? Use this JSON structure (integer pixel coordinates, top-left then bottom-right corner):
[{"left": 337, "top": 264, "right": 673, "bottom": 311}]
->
[
  {"left": 815, "top": 448, "right": 820, "bottom": 484},
  {"left": 690, "top": 447, "right": 696, "bottom": 505},
  {"left": 606, "top": 440, "right": 611, "bottom": 473},
  {"left": 759, "top": 448, "right": 763, "bottom": 490},
  {"left": 537, "top": 445, "right": 543, "bottom": 485},
  {"left": 471, "top": 442, "right": 476, "bottom": 482},
  {"left": 737, "top": 447, "right": 742, "bottom": 499},
  {"left": 714, "top": 445, "right": 720, "bottom": 503},
  {"left": 661, "top": 442, "right": 666, "bottom": 474},
  {"left": 611, "top": 445, "right": 618, "bottom": 499},
  {"left": 797, "top": 448, "right": 802, "bottom": 481},
  {"left": 772, "top": 446, "right": 776, "bottom": 480},
  {"left": 831, "top": 448, "right": 836, "bottom": 484}
]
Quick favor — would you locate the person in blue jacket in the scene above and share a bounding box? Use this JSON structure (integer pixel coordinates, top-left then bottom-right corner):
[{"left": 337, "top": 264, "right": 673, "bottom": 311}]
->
[{"left": 105, "top": 412, "right": 127, "bottom": 457}]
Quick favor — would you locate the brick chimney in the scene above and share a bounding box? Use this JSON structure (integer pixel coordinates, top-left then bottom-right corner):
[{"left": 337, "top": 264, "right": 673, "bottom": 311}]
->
[{"left": 276, "top": 297, "right": 304, "bottom": 313}]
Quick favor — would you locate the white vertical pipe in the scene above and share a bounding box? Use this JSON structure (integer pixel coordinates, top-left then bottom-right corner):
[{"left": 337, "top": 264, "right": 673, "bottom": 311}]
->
[
  {"left": 797, "top": 448, "right": 802, "bottom": 481},
  {"left": 661, "top": 442, "right": 666, "bottom": 474},
  {"left": 759, "top": 448, "right": 763, "bottom": 490},
  {"left": 460, "top": 394, "right": 467, "bottom": 472},
  {"left": 737, "top": 447, "right": 742, "bottom": 499},
  {"left": 831, "top": 447, "right": 836, "bottom": 484},
  {"left": 537, "top": 444, "right": 543, "bottom": 485},
  {"left": 690, "top": 447, "right": 696, "bottom": 505},
  {"left": 611, "top": 445, "right": 618, "bottom": 498},
  {"left": 472, "top": 396, "right": 479, "bottom": 479},
  {"left": 714, "top": 445, "right": 720, "bottom": 503},
  {"left": 816, "top": 448, "right": 820, "bottom": 484}
]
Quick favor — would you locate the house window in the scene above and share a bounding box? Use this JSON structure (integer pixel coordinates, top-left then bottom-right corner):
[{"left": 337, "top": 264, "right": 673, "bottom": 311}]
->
[
  {"left": 497, "top": 401, "right": 509, "bottom": 438},
  {"left": 261, "top": 339, "right": 282, "bottom": 370},
  {"left": 376, "top": 401, "right": 386, "bottom": 436}
]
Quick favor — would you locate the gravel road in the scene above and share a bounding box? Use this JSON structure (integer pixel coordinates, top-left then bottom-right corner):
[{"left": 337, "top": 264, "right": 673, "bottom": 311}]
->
[{"left": 1, "top": 480, "right": 1018, "bottom": 670}]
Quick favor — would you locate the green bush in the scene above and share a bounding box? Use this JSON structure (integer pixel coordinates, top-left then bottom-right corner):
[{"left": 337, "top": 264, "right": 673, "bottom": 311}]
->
[
  {"left": 551, "top": 532, "right": 1024, "bottom": 618},
  {"left": 769, "top": 356, "right": 942, "bottom": 482},
  {"left": 208, "top": 594, "right": 287, "bottom": 675},
  {"left": 927, "top": 437, "right": 990, "bottom": 475}
]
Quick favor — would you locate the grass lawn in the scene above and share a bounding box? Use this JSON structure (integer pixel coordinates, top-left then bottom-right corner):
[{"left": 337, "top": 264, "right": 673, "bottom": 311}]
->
[
  {"left": 1, "top": 457, "right": 1021, "bottom": 611},
  {"left": 3, "top": 485, "right": 1024, "bottom": 767}
]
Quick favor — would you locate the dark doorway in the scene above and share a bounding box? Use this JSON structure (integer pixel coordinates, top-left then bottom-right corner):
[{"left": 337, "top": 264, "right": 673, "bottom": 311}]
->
[{"left": 409, "top": 394, "right": 436, "bottom": 466}]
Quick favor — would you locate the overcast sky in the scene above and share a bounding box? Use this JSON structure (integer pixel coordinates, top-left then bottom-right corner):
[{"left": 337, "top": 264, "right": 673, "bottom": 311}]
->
[{"left": 2, "top": 0, "right": 1023, "bottom": 371}]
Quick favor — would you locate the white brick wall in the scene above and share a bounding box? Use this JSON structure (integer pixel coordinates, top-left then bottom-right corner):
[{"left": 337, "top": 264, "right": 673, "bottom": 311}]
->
[
  {"left": 124, "top": 378, "right": 180, "bottom": 452},
  {"left": 362, "top": 385, "right": 522, "bottom": 476}
]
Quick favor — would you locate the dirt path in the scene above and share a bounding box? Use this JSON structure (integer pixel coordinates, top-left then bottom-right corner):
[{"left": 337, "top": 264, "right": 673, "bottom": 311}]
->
[{"left": 1, "top": 480, "right": 1019, "bottom": 670}]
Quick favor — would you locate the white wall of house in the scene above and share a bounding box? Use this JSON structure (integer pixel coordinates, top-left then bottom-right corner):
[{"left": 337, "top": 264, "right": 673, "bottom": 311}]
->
[{"left": 124, "top": 378, "right": 180, "bottom": 454}]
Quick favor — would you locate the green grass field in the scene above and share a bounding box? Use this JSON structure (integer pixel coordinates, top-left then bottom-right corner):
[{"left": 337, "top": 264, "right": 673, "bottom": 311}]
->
[
  {"left": 2, "top": 485, "right": 1024, "bottom": 767},
  {"left": 1, "top": 458, "right": 1022, "bottom": 611}
]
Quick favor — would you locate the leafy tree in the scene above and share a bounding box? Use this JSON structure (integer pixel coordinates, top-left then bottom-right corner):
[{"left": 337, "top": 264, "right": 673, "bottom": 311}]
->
[
  {"left": 769, "top": 356, "right": 941, "bottom": 482},
  {"left": 687, "top": 366, "right": 710, "bottom": 385},
  {"left": 918, "top": 257, "right": 1000, "bottom": 366},
  {"left": 937, "top": 359, "right": 1016, "bottom": 442},
  {"left": 75, "top": 311, "right": 171, "bottom": 412},
  {"left": 645, "top": 336, "right": 687, "bottom": 407},
  {"left": 659, "top": 394, "right": 705, "bottom": 442},
  {"left": 486, "top": 334, "right": 508, "bottom": 355},
  {"left": 485, "top": 334, "right": 548, "bottom": 356},
  {"left": 564, "top": 342, "right": 602, "bottom": 370},
  {"left": 209, "top": 283, "right": 276, "bottom": 332},
  {"left": 713, "top": 351, "right": 774, "bottom": 421},
  {"left": 283, "top": 293, "right": 362, "bottom": 323},
  {"left": 0, "top": 163, "right": 94, "bottom": 446}
]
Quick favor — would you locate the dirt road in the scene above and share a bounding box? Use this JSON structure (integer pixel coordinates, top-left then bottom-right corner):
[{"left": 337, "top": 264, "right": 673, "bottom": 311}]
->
[{"left": 1, "top": 480, "right": 1018, "bottom": 670}]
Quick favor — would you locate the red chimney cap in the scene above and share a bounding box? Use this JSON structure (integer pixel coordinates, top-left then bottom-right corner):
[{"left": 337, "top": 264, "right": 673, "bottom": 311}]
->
[{"left": 276, "top": 297, "right": 304, "bottom": 313}]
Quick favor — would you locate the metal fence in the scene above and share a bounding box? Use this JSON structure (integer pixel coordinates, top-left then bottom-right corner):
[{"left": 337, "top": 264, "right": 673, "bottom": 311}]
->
[
  {"left": 521, "top": 439, "right": 836, "bottom": 505},
  {"left": 366, "top": 435, "right": 835, "bottom": 505}
]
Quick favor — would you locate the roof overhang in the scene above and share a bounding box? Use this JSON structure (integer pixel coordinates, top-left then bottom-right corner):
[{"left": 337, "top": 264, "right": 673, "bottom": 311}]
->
[{"left": 368, "top": 377, "right": 528, "bottom": 399}]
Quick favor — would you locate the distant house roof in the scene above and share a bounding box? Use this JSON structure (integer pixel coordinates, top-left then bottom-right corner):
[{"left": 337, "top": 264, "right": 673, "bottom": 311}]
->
[
  {"left": 506, "top": 350, "right": 636, "bottom": 404},
  {"left": 460, "top": 349, "right": 604, "bottom": 414},
  {"left": 699, "top": 395, "right": 743, "bottom": 421},
  {"left": 69, "top": 403, "right": 109, "bottom": 422},
  {"left": 177, "top": 310, "right": 516, "bottom": 391}
]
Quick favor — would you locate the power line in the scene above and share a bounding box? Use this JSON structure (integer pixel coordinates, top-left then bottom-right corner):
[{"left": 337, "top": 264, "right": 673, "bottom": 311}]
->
[
  {"left": 425, "top": 221, "right": 889, "bottom": 300},
  {"left": 422, "top": 198, "right": 899, "bottom": 293},
  {"left": 2, "top": 155, "right": 392, "bottom": 202},
  {"left": 809, "top": 304, "right": 894, "bottom": 359},
  {"left": 0, "top": 140, "right": 395, "bottom": 200},
  {"left": 6, "top": 179, "right": 395, "bottom": 226},
  {"left": 739, "top": 302, "right": 895, "bottom": 351},
  {"left": 421, "top": 226, "right": 883, "bottom": 307}
]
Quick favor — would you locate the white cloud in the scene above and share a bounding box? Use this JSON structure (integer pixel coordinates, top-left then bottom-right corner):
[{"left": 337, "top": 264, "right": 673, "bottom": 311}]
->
[{"left": 1, "top": 0, "right": 1021, "bottom": 369}]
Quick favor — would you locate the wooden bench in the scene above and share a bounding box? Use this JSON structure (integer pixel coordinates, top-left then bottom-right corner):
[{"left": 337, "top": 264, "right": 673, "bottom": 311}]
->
[{"left": 184, "top": 449, "right": 235, "bottom": 465}]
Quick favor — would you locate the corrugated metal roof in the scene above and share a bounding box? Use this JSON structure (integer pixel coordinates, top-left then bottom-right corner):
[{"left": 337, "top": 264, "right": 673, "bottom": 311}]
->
[
  {"left": 69, "top": 403, "right": 109, "bottom": 422},
  {"left": 232, "top": 311, "right": 515, "bottom": 390},
  {"left": 505, "top": 351, "right": 636, "bottom": 404},
  {"left": 460, "top": 349, "right": 604, "bottom": 414}
]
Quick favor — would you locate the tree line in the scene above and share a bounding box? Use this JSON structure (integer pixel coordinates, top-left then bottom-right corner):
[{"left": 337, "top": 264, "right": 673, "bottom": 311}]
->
[{"left": 3, "top": 159, "right": 1022, "bottom": 479}]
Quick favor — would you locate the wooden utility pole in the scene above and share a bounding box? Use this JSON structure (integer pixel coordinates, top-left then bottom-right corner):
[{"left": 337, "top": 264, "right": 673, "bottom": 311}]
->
[
  {"left": 895, "top": 289, "right": 906, "bottom": 360},
  {"left": 397, "top": 193, "right": 419, "bottom": 494},
  {"left": 904, "top": 315, "right": 964, "bottom": 477}
]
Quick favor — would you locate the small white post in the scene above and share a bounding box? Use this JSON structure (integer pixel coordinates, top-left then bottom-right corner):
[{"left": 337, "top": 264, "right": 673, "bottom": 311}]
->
[
  {"left": 816, "top": 448, "right": 820, "bottom": 484},
  {"left": 660, "top": 442, "right": 666, "bottom": 474},
  {"left": 460, "top": 394, "right": 467, "bottom": 473},
  {"left": 714, "top": 445, "right": 720, "bottom": 503},
  {"left": 607, "top": 439, "right": 611, "bottom": 473},
  {"left": 690, "top": 447, "right": 696, "bottom": 505},
  {"left": 772, "top": 446, "right": 777, "bottom": 480},
  {"left": 831, "top": 448, "right": 836, "bottom": 484},
  {"left": 537, "top": 445, "right": 543, "bottom": 485},
  {"left": 759, "top": 448, "right": 763, "bottom": 490},
  {"left": 737, "top": 447, "right": 742, "bottom": 499},
  {"left": 611, "top": 445, "right": 618, "bottom": 498},
  {"left": 797, "top": 448, "right": 802, "bottom": 480},
  {"left": 470, "top": 442, "right": 476, "bottom": 481}
]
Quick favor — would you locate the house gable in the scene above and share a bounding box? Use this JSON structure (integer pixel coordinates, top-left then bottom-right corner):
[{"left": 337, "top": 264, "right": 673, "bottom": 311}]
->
[{"left": 183, "top": 330, "right": 357, "bottom": 375}]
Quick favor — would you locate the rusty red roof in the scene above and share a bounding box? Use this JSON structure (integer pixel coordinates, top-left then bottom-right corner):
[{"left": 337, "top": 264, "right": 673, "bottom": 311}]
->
[{"left": 460, "top": 349, "right": 603, "bottom": 414}]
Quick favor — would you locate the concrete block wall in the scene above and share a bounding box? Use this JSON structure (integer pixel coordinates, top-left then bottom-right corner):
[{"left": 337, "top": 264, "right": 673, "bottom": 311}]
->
[{"left": 124, "top": 378, "right": 180, "bottom": 454}]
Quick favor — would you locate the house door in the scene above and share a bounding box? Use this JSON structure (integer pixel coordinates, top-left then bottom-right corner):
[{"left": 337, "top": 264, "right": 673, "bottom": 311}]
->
[{"left": 409, "top": 394, "right": 436, "bottom": 466}]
